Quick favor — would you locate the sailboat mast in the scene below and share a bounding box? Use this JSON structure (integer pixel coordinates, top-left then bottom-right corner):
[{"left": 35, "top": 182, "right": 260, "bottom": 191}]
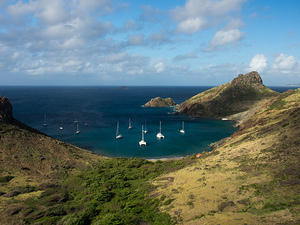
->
[
  {"left": 159, "top": 121, "right": 162, "bottom": 133},
  {"left": 116, "top": 122, "right": 119, "bottom": 136},
  {"left": 142, "top": 125, "right": 144, "bottom": 141},
  {"left": 182, "top": 121, "right": 184, "bottom": 130}
]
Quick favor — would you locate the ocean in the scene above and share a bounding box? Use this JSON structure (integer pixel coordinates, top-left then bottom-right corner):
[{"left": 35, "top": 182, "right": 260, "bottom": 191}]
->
[{"left": 0, "top": 86, "right": 296, "bottom": 158}]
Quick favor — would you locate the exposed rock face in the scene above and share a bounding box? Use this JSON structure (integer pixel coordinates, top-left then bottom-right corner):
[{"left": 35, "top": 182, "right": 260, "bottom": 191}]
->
[
  {"left": 144, "top": 97, "right": 176, "bottom": 107},
  {"left": 232, "top": 71, "right": 263, "bottom": 86},
  {"left": 178, "top": 71, "right": 278, "bottom": 118},
  {"left": 0, "top": 96, "right": 13, "bottom": 123}
]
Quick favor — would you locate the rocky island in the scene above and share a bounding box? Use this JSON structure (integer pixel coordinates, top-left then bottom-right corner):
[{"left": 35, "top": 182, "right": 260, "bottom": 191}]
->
[{"left": 144, "top": 97, "right": 176, "bottom": 107}]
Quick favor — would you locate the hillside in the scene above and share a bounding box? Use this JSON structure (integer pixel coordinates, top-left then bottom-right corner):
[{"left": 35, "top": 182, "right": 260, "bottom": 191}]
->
[
  {"left": 1, "top": 84, "right": 299, "bottom": 224},
  {"left": 178, "top": 71, "right": 279, "bottom": 118},
  {"left": 0, "top": 96, "right": 105, "bottom": 224},
  {"left": 0, "top": 97, "right": 102, "bottom": 179},
  {"left": 0, "top": 96, "right": 194, "bottom": 224},
  {"left": 153, "top": 88, "right": 300, "bottom": 224}
]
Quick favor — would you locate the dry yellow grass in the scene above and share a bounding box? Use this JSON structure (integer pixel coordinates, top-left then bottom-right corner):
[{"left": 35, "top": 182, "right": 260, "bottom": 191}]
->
[{"left": 153, "top": 89, "right": 300, "bottom": 224}]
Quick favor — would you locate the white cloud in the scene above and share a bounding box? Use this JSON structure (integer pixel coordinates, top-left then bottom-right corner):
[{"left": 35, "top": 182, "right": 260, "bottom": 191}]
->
[
  {"left": 8, "top": 0, "right": 67, "bottom": 24},
  {"left": 171, "top": 0, "right": 245, "bottom": 34},
  {"left": 210, "top": 29, "right": 243, "bottom": 49},
  {"left": 272, "top": 53, "right": 297, "bottom": 74},
  {"left": 60, "top": 37, "right": 85, "bottom": 49},
  {"left": 155, "top": 62, "right": 165, "bottom": 73},
  {"left": 248, "top": 54, "right": 268, "bottom": 73},
  {"left": 177, "top": 17, "right": 205, "bottom": 34},
  {"left": 36, "top": 0, "right": 67, "bottom": 24}
]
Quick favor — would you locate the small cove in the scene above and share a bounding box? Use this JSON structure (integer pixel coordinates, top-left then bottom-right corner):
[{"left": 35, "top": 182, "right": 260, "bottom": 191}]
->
[{"left": 0, "top": 86, "right": 253, "bottom": 158}]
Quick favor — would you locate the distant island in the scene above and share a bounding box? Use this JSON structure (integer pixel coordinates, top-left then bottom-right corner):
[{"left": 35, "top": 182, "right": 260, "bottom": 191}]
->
[{"left": 287, "top": 83, "right": 300, "bottom": 87}]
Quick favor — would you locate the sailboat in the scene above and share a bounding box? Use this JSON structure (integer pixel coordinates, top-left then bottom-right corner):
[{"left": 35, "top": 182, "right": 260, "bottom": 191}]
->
[
  {"left": 179, "top": 121, "right": 185, "bottom": 134},
  {"left": 143, "top": 120, "right": 148, "bottom": 134},
  {"left": 156, "top": 121, "right": 165, "bottom": 139},
  {"left": 75, "top": 122, "right": 80, "bottom": 134},
  {"left": 128, "top": 118, "right": 133, "bottom": 129},
  {"left": 43, "top": 113, "right": 48, "bottom": 127},
  {"left": 59, "top": 120, "right": 63, "bottom": 130},
  {"left": 139, "top": 125, "right": 147, "bottom": 146},
  {"left": 116, "top": 121, "right": 123, "bottom": 139}
]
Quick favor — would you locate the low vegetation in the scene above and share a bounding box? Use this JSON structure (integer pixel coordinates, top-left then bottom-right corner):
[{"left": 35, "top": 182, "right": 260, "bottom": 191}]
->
[{"left": 1, "top": 157, "right": 194, "bottom": 224}]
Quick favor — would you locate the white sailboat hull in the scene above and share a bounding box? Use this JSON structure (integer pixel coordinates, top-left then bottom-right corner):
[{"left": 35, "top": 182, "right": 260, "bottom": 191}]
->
[
  {"left": 116, "top": 134, "right": 123, "bottom": 139},
  {"left": 156, "top": 133, "right": 164, "bottom": 139},
  {"left": 139, "top": 140, "right": 146, "bottom": 146}
]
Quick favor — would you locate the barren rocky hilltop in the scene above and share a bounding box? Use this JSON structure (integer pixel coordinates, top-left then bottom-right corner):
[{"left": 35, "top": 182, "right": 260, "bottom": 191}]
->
[
  {"left": 0, "top": 72, "right": 299, "bottom": 224},
  {"left": 178, "top": 71, "right": 278, "bottom": 118}
]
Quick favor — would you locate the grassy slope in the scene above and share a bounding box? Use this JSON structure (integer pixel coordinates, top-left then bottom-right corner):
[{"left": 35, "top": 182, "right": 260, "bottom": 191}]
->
[
  {"left": 0, "top": 119, "right": 196, "bottom": 224},
  {"left": 0, "top": 122, "right": 102, "bottom": 177},
  {"left": 0, "top": 121, "right": 104, "bottom": 224},
  {"left": 153, "top": 89, "right": 300, "bottom": 224},
  {"left": 178, "top": 80, "right": 278, "bottom": 118}
]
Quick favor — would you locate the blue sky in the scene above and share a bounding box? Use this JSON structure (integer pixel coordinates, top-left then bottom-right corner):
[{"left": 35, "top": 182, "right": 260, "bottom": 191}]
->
[{"left": 0, "top": 0, "right": 299, "bottom": 86}]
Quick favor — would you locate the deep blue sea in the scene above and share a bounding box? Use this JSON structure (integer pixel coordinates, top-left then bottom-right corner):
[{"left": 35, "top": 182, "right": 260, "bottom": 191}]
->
[{"left": 0, "top": 86, "right": 297, "bottom": 158}]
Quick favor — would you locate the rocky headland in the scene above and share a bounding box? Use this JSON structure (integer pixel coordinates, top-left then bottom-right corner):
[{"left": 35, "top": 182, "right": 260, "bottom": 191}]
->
[
  {"left": 144, "top": 97, "right": 176, "bottom": 107},
  {"left": 178, "top": 71, "right": 279, "bottom": 118},
  {"left": 0, "top": 96, "right": 13, "bottom": 123}
]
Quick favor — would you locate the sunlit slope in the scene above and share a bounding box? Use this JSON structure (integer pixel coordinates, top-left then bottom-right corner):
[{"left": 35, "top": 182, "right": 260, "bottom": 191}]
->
[
  {"left": 178, "top": 71, "right": 278, "bottom": 118},
  {"left": 154, "top": 88, "right": 300, "bottom": 224}
]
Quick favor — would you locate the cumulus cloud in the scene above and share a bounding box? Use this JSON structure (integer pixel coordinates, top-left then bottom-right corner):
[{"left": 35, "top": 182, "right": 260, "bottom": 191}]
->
[
  {"left": 272, "top": 53, "right": 297, "bottom": 74},
  {"left": 155, "top": 62, "right": 165, "bottom": 73},
  {"left": 208, "top": 29, "right": 243, "bottom": 50},
  {"left": 177, "top": 17, "right": 205, "bottom": 34},
  {"left": 0, "top": 0, "right": 119, "bottom": 77},
  {"left": 8, "top": 0, "right": 68, "bottom": 24},
  {"left": 248, "top": 54, "right": 268, "bottom": 73},
  {"left": 171, "top": 0, "right": 245, "bottom": 34}
]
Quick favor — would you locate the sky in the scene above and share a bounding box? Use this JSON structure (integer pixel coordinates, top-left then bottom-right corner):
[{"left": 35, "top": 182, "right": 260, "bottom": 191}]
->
[{"left": 0, "top": 0, "right": 299, "bottom": 86}]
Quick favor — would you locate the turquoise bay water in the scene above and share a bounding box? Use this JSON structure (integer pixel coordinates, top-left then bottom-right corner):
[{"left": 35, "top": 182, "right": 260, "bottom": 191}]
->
[{"left": 0, "top": 86, "right": 240, "bottom": 158}]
